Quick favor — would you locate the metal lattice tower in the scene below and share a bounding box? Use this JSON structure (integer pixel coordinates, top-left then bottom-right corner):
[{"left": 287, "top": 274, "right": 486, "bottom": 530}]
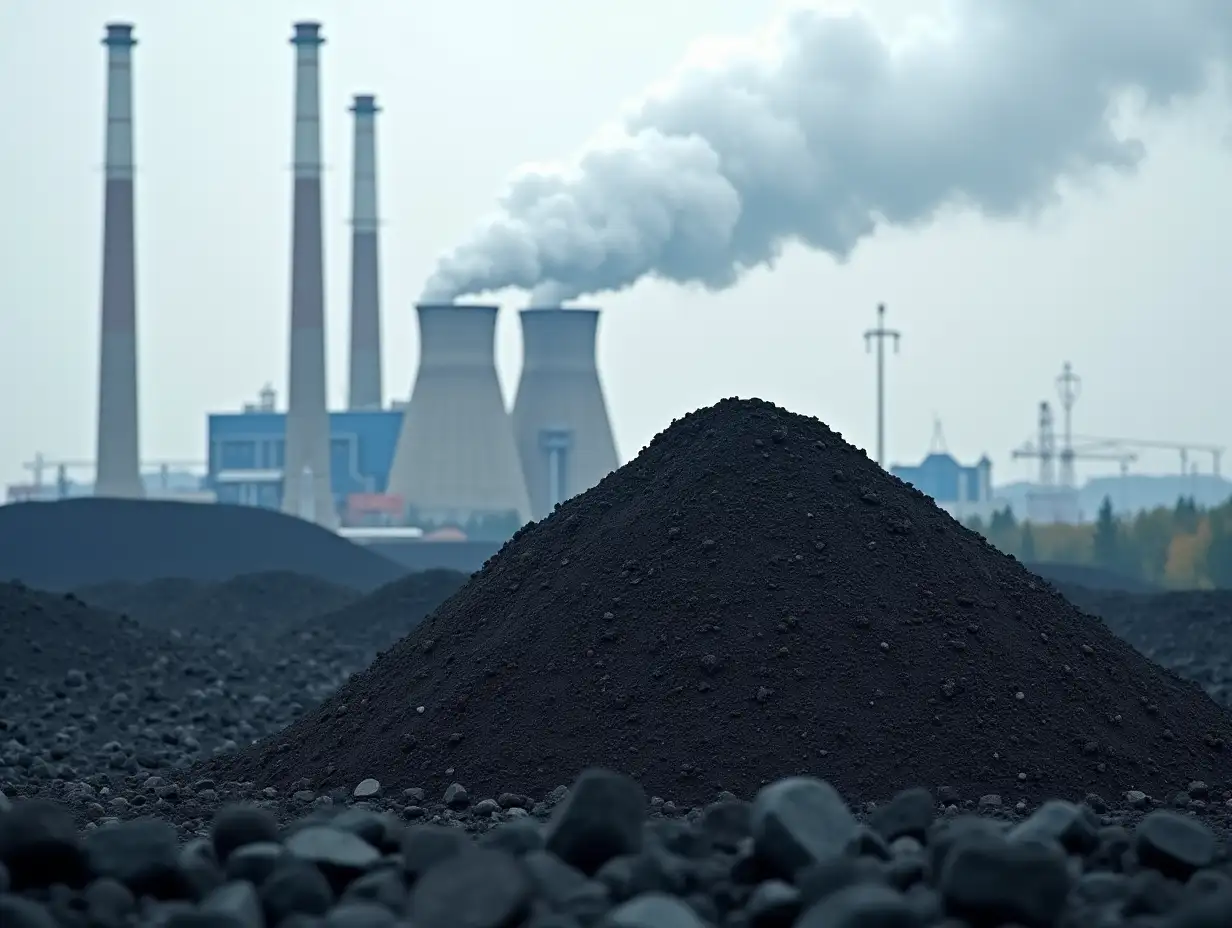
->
[{"left": 1055, "top": 362, "right": 1082, "bottom": 490}]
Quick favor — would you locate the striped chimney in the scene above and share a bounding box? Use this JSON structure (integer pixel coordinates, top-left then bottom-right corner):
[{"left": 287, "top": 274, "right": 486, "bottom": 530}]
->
[
  {"left": 94, "top": 23, "right": 144, "bottom": 499},
  {"left": 346, "top": 94, "right": 383, "bottom": 410},
  {"left": 280, "top": 21, "right": 336, "bottom": 527}
]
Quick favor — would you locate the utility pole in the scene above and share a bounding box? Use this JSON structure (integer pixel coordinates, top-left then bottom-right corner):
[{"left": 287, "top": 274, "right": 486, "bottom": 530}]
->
[{"left": 863, "top": 303, "right": 900, "bottom": 468}]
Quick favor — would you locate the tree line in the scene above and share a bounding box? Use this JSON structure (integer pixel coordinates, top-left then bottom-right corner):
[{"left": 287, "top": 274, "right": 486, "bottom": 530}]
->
[{"left": 965, "top": 495, "right": 1232, "bottom": 589}]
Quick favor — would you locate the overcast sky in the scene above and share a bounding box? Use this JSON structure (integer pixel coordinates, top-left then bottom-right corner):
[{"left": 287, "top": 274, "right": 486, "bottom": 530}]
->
[{"left": 1, "top": 0, "right": 1229, "bottom": 491}]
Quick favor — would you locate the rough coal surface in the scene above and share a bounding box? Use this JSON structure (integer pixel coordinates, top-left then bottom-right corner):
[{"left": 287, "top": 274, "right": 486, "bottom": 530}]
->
[
  {"left": 0, "top": 582, "right": 345, "bottom": 782},
  {"left": 0, "top": 564, "right": 475, "bottom": 818},
  {"left": 75, "top": 571, "right": 362, "bottom": 639},
  {"left": 5, "top": 768, "right": 1232, "bottom": 928},
  {"left": 0, "top": 498, "right": 406, "bottom": 591},
  {"left": 1057, "top": 586, "right": 1232, "bottom": 708},
  {"left": 211, "top": 398, "right": 1232, "bottom": 808}
]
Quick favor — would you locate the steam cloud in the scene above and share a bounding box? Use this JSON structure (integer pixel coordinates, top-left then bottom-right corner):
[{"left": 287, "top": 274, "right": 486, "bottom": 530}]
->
[{"left": 421, "top": 0, "right": 1231, "bottom": 305}]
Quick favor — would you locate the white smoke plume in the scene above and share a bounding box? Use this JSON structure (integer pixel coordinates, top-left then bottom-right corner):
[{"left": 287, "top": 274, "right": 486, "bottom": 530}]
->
[{"left": 421, "top": 0, "right": 1231, "bottom": 305}]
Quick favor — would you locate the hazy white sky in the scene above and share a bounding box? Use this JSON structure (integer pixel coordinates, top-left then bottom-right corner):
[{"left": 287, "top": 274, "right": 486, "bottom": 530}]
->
[{"left": 1, "top": 0, "right": 1230, "bottom": 490}]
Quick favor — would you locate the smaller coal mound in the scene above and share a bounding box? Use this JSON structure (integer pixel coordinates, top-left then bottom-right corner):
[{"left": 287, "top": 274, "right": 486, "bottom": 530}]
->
[
  {"left": 283, "top": 569, "right": 470, "bottom": 676},
  {"left": 77, "top": 571, "right": 360, "bottom": 638},
  {"left": 1060, "top": 587, "right": 1232, "bottom": 707},
  {"left": 0, "top": 582, "right": 180, "bottom": 684},
  {"left": 0, "top": 581, "right": 353, "bottom": 771},
  {"left": 0, "top": 498, "right": 406, "bottom": 591},
  {"left": 1027, "top": 562, "right": 1159, "bottom": 594},
  {"left": 209, "top": 398, "right": 1232, "bottom": 805}
]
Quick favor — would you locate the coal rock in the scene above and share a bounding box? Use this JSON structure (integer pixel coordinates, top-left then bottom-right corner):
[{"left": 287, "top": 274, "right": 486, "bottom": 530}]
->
[{"left": 1, "top": 767, "right": 1229, "bottom": 928}]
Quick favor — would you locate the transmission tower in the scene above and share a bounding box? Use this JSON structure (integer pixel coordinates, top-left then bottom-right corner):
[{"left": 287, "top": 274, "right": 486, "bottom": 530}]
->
[{"left": 1056, "top": 361, "right": 1082, "bottom": 491}]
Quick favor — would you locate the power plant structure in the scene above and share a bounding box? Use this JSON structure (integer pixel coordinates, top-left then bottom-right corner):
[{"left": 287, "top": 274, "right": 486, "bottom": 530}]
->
[
  {"left": 386, "top": 305, "right": 532, "bottom": 536},
  {"left": 512, "top": 308, "right": 620, "bottom": 520},
  {"left": 1011, "top": 362, "right": 1225, "bottom": 523},
  {"left": 14, "top": 19, "right": 628, "bottom": 557},
  {"left": 347, "top": 94, "right": 383, "bottom": 411},
  {"left": 94, "top": 23, "right": 143, "bottom": 499},
  {"left": 280, "top": 21, "right": 336, "bottom": 528}
]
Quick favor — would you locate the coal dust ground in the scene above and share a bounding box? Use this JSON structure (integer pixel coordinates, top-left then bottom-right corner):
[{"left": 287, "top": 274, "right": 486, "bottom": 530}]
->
[
  {"left": 209, "top": 398, "right": 1232, "bottom": 808},
  {"left": 5, "top": 399, "right": 1232, "bottom": 927}
]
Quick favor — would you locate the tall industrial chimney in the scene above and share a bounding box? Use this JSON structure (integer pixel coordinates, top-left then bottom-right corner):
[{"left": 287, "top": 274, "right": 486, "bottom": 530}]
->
[
  {"left": 280, "top": 21, "right": 336, "bottom": 527},
  {"left": 94, "top": 23, "right": 144, "bottom": 499},
  {"left": 346, "top": 94, "right": 383, "bottom": 410},
  {"left": 387, "top": 305, "right": 531, "bottom": 529},
  {"left": 512, "top": 308, "right": 619, "bottom": 520}
]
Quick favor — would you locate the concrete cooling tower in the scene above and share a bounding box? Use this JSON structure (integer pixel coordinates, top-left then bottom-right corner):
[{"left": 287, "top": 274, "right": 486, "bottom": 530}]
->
[
  {"left": 280, "top": 21, "right": 336, "bottom": 527},
  {"left": 346, "top": 94, "right": 383, "bottom": 411},
  {"left": 94, "top": 23, "right": 143, "bottom": 499},
  {"left": 512, "top": 308, "right": 619, "bottom": 520},
  {"left": 386, "top": 305, "right": 531, "bottom": 529}
]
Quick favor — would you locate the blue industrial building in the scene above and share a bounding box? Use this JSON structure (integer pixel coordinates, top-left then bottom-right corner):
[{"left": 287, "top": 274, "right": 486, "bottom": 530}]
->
[
  {"left": 206, "top": 393, "right": 402, "bottom": 516},
  {"left": 891, "top": 452, "right": 995, "bottom": 519}
]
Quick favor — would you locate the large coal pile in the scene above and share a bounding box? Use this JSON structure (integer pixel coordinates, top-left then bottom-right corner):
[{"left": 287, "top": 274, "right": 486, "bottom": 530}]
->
[
  {"left": 0, "top": 498, "right": 406, "bottom": 591},
  {"left": 76, "top": 571, "right": 361, "bottom": 638},
  {"left": 283, "top": 568, "right": 470, "bottom": 682},
  {"left": 209, "top": 398, "right": 1232, "bottom": 806},
  {"left": 1057, "top": 586, "right": 1232, "bottom": 707}
]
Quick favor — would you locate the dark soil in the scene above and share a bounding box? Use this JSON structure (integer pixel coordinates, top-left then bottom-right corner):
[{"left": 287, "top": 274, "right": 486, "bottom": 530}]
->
[
  {"left": 206, "top": 398, "right": 1232, "bottom": 806},
  {"left": 76, "top": 571, "right": 361, "bottom": 638},
  {"left": 0, "top": 498, "right": 406, "bottom": 591}
]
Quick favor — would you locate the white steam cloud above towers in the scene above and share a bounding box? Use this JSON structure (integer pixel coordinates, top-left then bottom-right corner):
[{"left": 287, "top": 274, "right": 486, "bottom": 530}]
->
[{"left": 420, "top": 0, "right": 1232, "bottom": 306}]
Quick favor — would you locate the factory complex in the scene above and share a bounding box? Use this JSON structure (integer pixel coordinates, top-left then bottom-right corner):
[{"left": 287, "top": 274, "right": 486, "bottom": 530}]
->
[
  {"left": 5, "top": 22, "right": 1224, "bottom": 544},
  {"left": 3, "top": 20, "right": 620, "bottom": 550}
]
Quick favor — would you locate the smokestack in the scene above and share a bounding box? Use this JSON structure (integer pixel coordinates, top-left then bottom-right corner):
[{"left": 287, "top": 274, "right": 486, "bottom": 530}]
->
[
  {"left": 280, "top": 21, "right": 336, "bottom": 527},
  {"left": 386, "top": 305, "right": 530, "bottom": 528},
  {"left": 346, "top": 94, "right": 383, "bottom": 410},
  {"left": 94, "top": 23, "right": 143, "bottom": 499},
  {"left": 512, "top": 308, "right": 619, "bottom": 520}
]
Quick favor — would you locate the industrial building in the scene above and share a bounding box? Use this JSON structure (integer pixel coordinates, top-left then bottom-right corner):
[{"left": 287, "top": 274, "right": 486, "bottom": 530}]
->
[
  {"left": 205, "top": 387, "right": 403, "bottom": 524},
  {"left": 891, "top": 450, "right": 998, "bottom": 523}
]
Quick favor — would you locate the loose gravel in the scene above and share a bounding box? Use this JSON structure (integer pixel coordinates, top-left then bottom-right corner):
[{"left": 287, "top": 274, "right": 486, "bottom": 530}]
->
[{"left": 4, "top": 767, "right": 1232, "bottom": 928}]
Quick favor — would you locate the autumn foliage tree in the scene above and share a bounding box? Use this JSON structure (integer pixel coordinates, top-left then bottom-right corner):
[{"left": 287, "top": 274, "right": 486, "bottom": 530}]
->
[{"left": 964, "top": 493, "right": 1232, "bottom": 590}]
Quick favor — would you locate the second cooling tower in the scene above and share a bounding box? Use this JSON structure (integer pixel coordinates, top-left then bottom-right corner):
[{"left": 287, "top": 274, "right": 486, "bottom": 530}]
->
[
  {"left": 387, "top": 305, "right": 531, "bottom": 529},
  {"left": 512, "top": 307, "right": 619, "bottom": 520}
]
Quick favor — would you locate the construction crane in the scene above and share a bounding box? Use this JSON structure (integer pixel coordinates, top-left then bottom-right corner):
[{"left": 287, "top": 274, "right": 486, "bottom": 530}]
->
[
  {"left": 1011, "top": 401, "right": 1138, "bottom": 522},
  {"left": 1070, "top": 436, "right": 1223, "bottom": 477},
  {"left": 1012, "top": 403, "right": 1140, "bottom": 481},
  {"left": 21, "top": 454, "right": 206, "bottom": 499}
]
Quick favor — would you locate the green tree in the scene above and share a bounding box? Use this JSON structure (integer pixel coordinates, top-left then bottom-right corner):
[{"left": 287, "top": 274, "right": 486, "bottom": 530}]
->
[
  {"left": 1020, "top": 523, "right": 1037, "bottom": 562},
  {"left": 1092, "top": 495, "right": 1122, "bottom": 571},
  {"left": 1127, "top": 507, "right": 1174, "bottom": 583},
  {"left": 1174, "top": 495, "right": 1201, "bottom": 534}
]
